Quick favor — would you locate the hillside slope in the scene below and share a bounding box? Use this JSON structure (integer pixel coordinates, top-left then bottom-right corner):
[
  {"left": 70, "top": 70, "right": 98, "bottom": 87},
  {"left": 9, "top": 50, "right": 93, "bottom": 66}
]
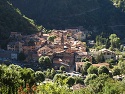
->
[
  {"left": 9, "top": 0, "right": 125, "bottom": 38},
  {"left": 0, "top": 0, "right": 39, "bottom": 39},
  {"left": 111, "top": 0, "right": 125, "bottom": 12}
]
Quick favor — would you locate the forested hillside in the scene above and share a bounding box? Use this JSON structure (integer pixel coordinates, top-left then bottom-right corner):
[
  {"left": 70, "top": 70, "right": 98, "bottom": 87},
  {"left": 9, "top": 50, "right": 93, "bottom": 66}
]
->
[
  {"left": 111, "top": 0, "right": 125, "bottom": 12},
  {"left": 0, "top": 0, "right": 39, "bottom": 39},
  {"left": 9, "top": 0, "right": 125, "bottom": 39}
]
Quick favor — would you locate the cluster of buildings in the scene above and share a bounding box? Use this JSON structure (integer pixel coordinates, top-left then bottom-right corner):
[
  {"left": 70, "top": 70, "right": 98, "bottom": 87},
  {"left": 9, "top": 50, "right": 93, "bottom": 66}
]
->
[{"left": 0, "top": 27, "right": 117, "bottom": 71}]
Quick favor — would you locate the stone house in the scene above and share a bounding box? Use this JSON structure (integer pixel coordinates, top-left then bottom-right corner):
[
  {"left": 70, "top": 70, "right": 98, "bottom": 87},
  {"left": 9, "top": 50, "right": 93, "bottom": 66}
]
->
[
  {"left": 0, "top": 49, "right": 18, "bottom": 60},
  {"left": 75, "top": 52, "right": 92, "bottom": 62},
  {"left": 74, "top": 31, "right": 86, "bottom": 41},
  {"left": 10, "top": 32, "right": 22, "bottom": 40},
  {"left": 90, "top": 48, "right": 116, "bottom": 60},
  {"left": 37, "top": 45, "right": 52, "bottom": 56},
  {"left": 75, "top": 62, "right": 85, "bottom": 72},
  {"left": 7, "top": 41, "right": 23, "bottom": 53},
  {"left": 33, "top": 38, "right": 47, "bottom": 49},
  {"left": 99, "top": 48, "right": 116, "bottom": 60},
  {"left": 53, "top": 50, "right": 75, "bottom": 71},
  {"left": 22, "top": 40, "right": 36, "bottom": 54}
]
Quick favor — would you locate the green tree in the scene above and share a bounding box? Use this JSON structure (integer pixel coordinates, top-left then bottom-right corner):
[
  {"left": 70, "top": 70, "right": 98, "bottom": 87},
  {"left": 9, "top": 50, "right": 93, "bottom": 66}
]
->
[
  {"left": 96, "top": 35, "right": 103, "bottom": 46},
  {"left": 112, "top": 66, "right": 121, "bottom": 76},
  {"left": 60, "top": 65, "right": 66, "bottom": 71},
  {"left": 84, "top": 74, "right": 97, "bottom": 85},
  {"left": 45, "top": 69, "right": 51, "bottom": 78},
  {"left": 21, "top": 68, "right": 35, "bottom": 86},
  {"left": 0, "top": 64, "right": 23, "bottom": 94},
  {"left": 95, "top": 35, "right": 108, "bottom": 49},
  {"left": 53, "top": 74, "right": 67, "bottom": 85},
  {"left": 66, "top": 77, "right": 75, "bottom": 87},
  {"left": 92, "top": 56, "right": 97, "bottom": 64},
  {"left": 50, "top": 68, "right": 56, "bottom": 79},
  {"left": 120, "top": 45, "right": 124, "bottom": 51},
  {"left": 75, "top": 77, "right": 84, "bottom": 85},
  {"left": 37, "top": 82, "right": 72, "bottom": 94},
  {"left": 87, "top": 65, "right": 98, "bottom": 75},
  {"left": 106, "top": 59, "right": 116, "bottom": 65},
  {"left": 106, "top": 59, "right": 116, "bottom": 68},
  {"left": 114, "top": 37, "right": 120, "bottom": 49},
  {"left": 109, "top": 34, "right": 117, "bottom": 49},
  {"left": 105, "top": 38, "right": 110, "bottom": 49},
  {"left": 73, "top": 87, "right": 91, "bottom": 94},
  {"left": 39, "top": 56, "right": 52, "bottom": 69},
  {"left": 102, "top": 80, "right": 125, "bottom": 94},
  {"left": 82, "top": 62, "right": 92, "bottom": 75},
  {"left": 109, "top": 34, "right": 120, "bottom": 49},
  {"left": 88, "top": 74, "right": 110, "bottom": 93},
  {"left": 98, "top": 66, "right": 109, "bottom": 74},
  {"left": 47, "top": 35, "right": 56, "bottom": 42},
  {"left": 96, "top": 53, "right": 105, "bottom": 63},
  {"left": 39, "top": 56, "right": 44, "bottom": 65},
  {"left": 81, "top": 57, "right": 90, "bottom": 62},
  {"left": 118, "top": 60, "right": 125, "bottom": 74},
  {"left": 35, "top": 71, "right": 45, "bottom": 83},
  {"left": 44, "top": 56, "right": 52, "bottom": 68},
  {"left": 53, "top": 74, "right": 66, "bottom": 82}
]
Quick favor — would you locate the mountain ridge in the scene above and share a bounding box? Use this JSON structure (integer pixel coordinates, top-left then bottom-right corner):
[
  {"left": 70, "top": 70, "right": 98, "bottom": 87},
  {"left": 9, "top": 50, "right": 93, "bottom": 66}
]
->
[
  {"left": 3, "top": 0, "right": 125, "bottom": 39},
  {"left": 0, "top": 0, "right": 40, "bottom": 40}
]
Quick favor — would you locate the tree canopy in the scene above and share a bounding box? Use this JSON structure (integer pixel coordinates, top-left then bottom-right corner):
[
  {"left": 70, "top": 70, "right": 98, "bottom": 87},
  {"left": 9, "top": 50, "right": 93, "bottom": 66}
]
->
[
  {"left": 39, "top": 56, "right": 52, "bottom": 69},
  {"left": 109, "top": 34, "right": 120, "bottom": 49},
  {"left": 82, "top": 62, "right": 92, "bottom": 75},
  {"left": 98, "top": 66, "right": 109, "bottom": 74},
  {"left": 9, "top": 0, "right": 125, "bottom": 39}
]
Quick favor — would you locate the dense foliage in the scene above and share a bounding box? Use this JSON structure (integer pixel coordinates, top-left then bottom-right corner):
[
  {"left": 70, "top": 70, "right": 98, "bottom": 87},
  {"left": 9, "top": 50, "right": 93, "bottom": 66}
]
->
[
  {"left": 39, "top": 56, "right": 52, "bottom": 69},
  {"left": 0, "top": 64, "right": 36, "bottom": 93},
  {"left": 111, "top": 0, "right": 125, "bottom": 12},
  {"left": 9, "top": 0, "right": 125, "bottom": 39},
  {"left": 1, "top": 1, "right": 125, "bottom": 93},
  {"left": 0, "top": 0, "right": 41, "bottom": 40},
  {"left": 1, "top": 62, "right": 125, "bottom": 94},
  {"left": 95, "top": 33, "right": 121, "bottom": 51}
]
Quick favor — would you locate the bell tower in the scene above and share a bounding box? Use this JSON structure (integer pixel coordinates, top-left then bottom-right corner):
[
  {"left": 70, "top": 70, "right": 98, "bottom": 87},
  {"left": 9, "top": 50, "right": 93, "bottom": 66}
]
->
[{"left": 61, "top": 33, "right": 64, "bottom": 45}]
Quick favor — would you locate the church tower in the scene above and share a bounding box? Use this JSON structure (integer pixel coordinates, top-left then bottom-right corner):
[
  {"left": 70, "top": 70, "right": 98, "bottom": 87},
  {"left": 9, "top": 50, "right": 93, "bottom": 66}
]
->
[{"left": 61, "top": 33, "right": 64, "bottom": 45}]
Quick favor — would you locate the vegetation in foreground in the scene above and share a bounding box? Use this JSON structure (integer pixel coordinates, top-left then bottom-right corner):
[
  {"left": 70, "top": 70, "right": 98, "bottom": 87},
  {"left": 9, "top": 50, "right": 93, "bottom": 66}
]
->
[{"left": 1, "top": 57, "right": 125, "bottom": 94}]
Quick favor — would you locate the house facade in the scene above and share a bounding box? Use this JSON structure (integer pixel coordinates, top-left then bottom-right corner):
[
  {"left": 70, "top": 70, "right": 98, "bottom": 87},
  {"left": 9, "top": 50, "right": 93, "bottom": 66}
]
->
[
  {"left": 53, "top": 50, "right": 75, "bottom": 71},
  {"left": 75, "top": 52, "right": 92, "bottom": 62},
  {"left": 99, "top": 48, "right": 116, "bottom": 60},
  {"left": 7, "top": 41, "right": 23, "bottom": 52}
]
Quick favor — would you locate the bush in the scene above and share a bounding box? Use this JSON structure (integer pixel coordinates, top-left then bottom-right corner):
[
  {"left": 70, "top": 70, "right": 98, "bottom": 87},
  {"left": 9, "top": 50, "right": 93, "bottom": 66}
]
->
[
  {"left": 82, "top": 62, "right": 92, "bottom": 75},
  {"left": 112, "top": 66, "right": 121, "bottom": 76},
  {"left": 84, "top": 74, "right": 97, "bottom": 85},
  {"left": 98, "top": 66, "right": 109, "bottom": 74},
  {"left": 66, "top": 77, "right": 75, "bottom": 87},
  {"left": 60, "top": 65, "right": 66, "bottom": 71},
  {"left": 87, "top": 66, "right": 98, "bottom": 75}
]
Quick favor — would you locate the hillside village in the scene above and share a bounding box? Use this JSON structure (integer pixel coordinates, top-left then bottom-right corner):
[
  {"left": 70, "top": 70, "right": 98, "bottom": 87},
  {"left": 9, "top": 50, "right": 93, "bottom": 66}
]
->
[
  {"left": 0, "top": 26, "right": 119, "bottom": 73},
  {"left": 1, "top": 27, "right": 125, "bottom": 93},
  {"left": 1, "top": 0, "right": 125, "bottom": 93}
]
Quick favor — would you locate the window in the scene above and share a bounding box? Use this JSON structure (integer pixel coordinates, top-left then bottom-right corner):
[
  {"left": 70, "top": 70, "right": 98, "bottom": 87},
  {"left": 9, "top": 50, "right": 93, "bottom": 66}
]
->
[
  {"left": 107, "top": 53, "right": 110, "bottom": 55},
  {"left": 111, "top": 57, "right": 114, "bottom": 59},
  {"left": 42, "top": 50, "right": 46, "bottom": 55}
]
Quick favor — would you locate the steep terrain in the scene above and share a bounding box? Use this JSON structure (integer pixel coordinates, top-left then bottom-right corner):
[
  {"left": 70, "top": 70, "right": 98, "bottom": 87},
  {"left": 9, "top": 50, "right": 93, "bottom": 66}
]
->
[
  {"left": 0, "top": 0, "right": 39, "bottom": 39},
  {"left": 111, "top": 0, "right": 125, "bottom": 12},
  {"left": 9, "top": 0, "right": 125, "bottom": 39}
]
